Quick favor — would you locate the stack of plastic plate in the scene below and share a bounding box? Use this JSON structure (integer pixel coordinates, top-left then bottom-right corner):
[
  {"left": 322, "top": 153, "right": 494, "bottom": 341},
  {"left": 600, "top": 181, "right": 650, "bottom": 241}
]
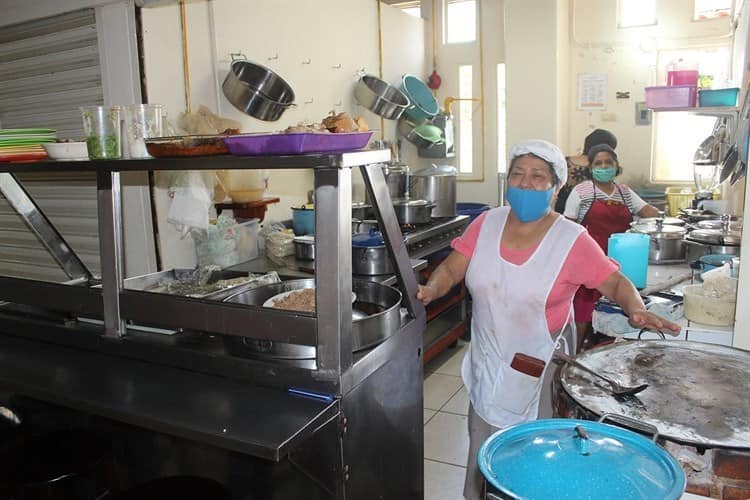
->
[{"left": 0, "top": 128, "right": 56, "bottom": 162}]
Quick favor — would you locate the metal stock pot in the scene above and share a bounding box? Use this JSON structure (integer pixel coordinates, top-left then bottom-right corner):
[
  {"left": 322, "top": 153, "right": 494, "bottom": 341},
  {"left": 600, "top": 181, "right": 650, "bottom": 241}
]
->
[
  {"left": 629, "top": 222, "right": 686, "bottom": 263},
  {"left": 410, "top": 164, "right": 457, "bottom": 218}
]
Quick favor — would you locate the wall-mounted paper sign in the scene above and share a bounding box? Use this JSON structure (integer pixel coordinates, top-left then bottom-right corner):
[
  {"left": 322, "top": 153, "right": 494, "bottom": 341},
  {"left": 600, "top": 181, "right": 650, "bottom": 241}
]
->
[{"left": 578, "top": 73, "right": 607, "bottom": 110}]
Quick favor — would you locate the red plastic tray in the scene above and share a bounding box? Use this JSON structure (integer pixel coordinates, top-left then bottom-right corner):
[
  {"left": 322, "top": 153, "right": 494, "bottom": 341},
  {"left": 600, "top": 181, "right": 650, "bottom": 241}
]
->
[{"left": 223, "top": 131, "right": 374, "bottom": 156}]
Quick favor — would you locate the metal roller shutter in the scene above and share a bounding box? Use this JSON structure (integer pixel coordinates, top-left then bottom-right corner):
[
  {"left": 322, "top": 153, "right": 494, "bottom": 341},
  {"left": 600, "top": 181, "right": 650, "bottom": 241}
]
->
[{"left": 0, "top": 8, "right": 102, "bottom": 281}]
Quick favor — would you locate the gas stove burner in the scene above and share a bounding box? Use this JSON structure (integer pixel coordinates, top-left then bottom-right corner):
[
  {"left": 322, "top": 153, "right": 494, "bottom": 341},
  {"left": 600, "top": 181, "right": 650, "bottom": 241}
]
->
[{"left": 400, "top": 224, "right": 419, "bottom": 234}]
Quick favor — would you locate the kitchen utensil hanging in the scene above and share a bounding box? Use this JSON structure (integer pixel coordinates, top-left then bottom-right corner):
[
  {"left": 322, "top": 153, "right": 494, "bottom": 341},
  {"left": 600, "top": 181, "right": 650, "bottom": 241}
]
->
[{"left": 222, "top": 54, "right": 296, "bottom": 122}]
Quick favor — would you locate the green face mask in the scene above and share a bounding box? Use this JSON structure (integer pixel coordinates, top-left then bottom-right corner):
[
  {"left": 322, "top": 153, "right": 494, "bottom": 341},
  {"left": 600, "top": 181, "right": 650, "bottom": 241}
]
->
[{"left": 592, "top": 167, "right": 616, "bottom": 182}]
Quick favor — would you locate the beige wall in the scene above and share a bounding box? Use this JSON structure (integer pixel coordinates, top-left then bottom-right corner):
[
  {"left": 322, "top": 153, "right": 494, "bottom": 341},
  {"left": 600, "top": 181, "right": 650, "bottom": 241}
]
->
[{"left": 141, "top": 0, "right": 425, "bottom": 267}]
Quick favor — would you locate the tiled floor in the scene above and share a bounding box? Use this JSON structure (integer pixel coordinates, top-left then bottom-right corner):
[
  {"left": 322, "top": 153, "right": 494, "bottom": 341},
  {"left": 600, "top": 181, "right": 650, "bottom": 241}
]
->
[{"left": 423, "top": 339, "right": 470, "bottom": 500}]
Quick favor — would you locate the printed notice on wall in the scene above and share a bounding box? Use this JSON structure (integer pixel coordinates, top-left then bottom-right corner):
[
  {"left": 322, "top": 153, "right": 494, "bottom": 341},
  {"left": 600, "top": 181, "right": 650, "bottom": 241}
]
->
[{"left": 578, "top": 73, "right": 607, "bottom": 110}]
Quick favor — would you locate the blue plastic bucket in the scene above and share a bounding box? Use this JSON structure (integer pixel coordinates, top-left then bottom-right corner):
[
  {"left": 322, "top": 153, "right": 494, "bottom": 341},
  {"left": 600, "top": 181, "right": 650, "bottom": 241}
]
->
[
  {"left": 456, "top": 202, "right": 490, "bottom": 222},
  {"left": 608, "top": 233, "right": 649, "bottom": 288},
  {"left": 292, "top": 208, "right": 314, "bottom": 235}
]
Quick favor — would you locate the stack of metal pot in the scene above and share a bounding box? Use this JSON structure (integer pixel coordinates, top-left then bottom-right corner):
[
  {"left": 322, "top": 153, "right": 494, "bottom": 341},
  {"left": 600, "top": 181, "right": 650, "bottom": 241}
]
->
[
  {"left": 409, "top": 164, "right": 457, "bottom": 218},
  {"left": 684, "top": 215, "right": 741, "bottom": 262},
  {"left": 629, "top": 215, "right": 687, "bottom": 264}
]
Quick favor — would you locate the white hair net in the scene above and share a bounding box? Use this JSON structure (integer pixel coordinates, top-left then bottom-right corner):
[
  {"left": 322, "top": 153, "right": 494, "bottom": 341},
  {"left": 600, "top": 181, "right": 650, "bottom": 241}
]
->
[{"left": 509, "top": 139, "right": 567, "bottom": 186}]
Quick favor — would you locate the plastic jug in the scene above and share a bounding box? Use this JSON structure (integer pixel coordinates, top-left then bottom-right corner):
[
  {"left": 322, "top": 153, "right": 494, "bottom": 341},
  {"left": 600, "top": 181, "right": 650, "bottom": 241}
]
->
[
  {"left": 608, "top": 233, "right": 649, "bottom": 289},
  {"left": 215, "top": 169, "right": 267, "bottom": 203}
]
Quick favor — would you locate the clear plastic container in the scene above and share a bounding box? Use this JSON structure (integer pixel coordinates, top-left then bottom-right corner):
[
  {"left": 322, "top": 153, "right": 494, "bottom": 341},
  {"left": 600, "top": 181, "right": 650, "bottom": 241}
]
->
[
  {"left": 193, "top": 218, "right": 259, "bottom": 268},
  {"left": 124, "top": 104, "right": 164, "bottom": 158},
  {"left": 645, "top": 85, "right": 697, "bottom": 109},
  {"left": 80, "top": 105, "right": 121, "bottom": 159},
  {"left": 682, "top": 283, "right": 737, "bottom": 326}
]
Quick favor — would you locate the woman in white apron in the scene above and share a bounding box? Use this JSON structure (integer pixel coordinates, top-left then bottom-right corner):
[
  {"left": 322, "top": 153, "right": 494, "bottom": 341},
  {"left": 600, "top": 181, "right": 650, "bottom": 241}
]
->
[{"left": 416, "top": 139, "right": 680, "bottom": 500}]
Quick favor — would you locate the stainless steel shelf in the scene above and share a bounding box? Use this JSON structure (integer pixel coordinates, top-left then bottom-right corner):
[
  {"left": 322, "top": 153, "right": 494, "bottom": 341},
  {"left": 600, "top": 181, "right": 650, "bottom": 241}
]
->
[{"left": 0, "top": 149, "right": 391, "bottom": 173}]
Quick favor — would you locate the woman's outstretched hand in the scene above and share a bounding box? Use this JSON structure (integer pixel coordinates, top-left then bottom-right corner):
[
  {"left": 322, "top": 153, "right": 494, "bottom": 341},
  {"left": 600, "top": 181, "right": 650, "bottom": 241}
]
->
[
  {"left": 416, "top": 285, "right": 437, "bottom": 306},
  {"left": 628, "top": 308, "right": 682, "bottom": 335}
]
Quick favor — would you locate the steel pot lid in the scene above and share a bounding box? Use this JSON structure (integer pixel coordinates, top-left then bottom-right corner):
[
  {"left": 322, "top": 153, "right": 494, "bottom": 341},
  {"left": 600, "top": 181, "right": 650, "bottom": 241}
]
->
[
  {"left": 352, "top": 229, "right": 385, "bottom": 247},
  {"left": 293, "top": 235, "right": 314, "bottom": 244},
  {"left": 630, "top": 224, "right": 686, "bottom": 239},
  {"left": 413, "top": 164, "right": 457, "bottom": 177},
  {"left": 694, "top": 218, "right": 742, "bottom": 230},
  {"left": 635, "top": 216, "right": 685, "bottom": 226},
  {"left": 560, "top": 341, "right": 750, "bottom": 448},
  {"left": 687, "top": 228, "right": 741, "bottom": 245},
  {"left": 478, "top": 419, "right": 685, "bottom": 500}
]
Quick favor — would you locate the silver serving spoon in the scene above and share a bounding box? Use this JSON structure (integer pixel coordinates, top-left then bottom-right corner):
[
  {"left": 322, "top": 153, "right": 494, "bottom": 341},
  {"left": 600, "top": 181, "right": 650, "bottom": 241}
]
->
[{"left": 556, "top": 352, "right": 648, "bottom": 397}]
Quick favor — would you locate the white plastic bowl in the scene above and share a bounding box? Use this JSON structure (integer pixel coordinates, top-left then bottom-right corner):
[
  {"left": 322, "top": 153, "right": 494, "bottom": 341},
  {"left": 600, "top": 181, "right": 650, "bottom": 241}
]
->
[
  {"left": 42, "top": 142, "right": 89, "bottom": 160},
  {"left": 683, "top": 283, "right": 737, "bottom": 326}
]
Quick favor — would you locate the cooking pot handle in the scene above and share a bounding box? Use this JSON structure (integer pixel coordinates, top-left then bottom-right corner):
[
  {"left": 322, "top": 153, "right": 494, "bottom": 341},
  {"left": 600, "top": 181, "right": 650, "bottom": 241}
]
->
[
  {"left": 598, "top": 413, "right": 660, "bottom": 442},
  {"left": 637, "top": 328, "right": 666, "bottom": 340}
]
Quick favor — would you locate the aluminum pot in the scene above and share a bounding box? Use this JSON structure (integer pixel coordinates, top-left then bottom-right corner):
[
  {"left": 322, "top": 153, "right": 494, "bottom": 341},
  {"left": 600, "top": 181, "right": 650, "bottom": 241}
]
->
[
  {"left": 222, "top": 58, "right": 295, "bottom": 122},
  {"left": 684, "top": 237, "right": 740, "bottom": 263},
  {"left": 410, "top": 164, "right": 457, "bottom": 217},
  {"left": 353, "top": 75, "right": 410, "bottom": 120},
  {"left": 352, "top": 230, "right": 393, "bottom": 275},
  {"left": 629, "top": 222, "right": 686, "bottom": 263},
  {"left": 384, "top": 163, "right": 410, "bottom": 199},
  {"left": 223, "top": 279, "right": 402, "bottom": 359},
  {"left": 352, "top": 219, "right": 379, "bottom": 234},
  {"left": 392, "top": 198, "right": 435, "bottom": 224},
  {"left": 293, "top": 236, "right": 315, "bottom": 260},
  {"left": 351, "top": 201, "right": 373, "bottom": 220}
]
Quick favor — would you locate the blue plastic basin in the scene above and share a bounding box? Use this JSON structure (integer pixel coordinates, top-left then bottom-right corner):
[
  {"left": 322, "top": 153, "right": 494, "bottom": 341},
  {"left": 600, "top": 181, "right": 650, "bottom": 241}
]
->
[{"left": 456, "top": 202, "right": 490, "bottom": 222}]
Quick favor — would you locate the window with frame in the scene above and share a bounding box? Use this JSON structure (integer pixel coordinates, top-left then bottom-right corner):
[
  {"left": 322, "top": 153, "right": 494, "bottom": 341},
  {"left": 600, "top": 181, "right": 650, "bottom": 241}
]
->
[
  {"left": 693, "top": 0, "right": 733, "bottom": 21},
  {"left": 651, "top": 46, "right": 731, "bottom": 183},
  {"left": 618, "top": 0, "right": 657, "bottom": 28},
  {"left": 445, "top": 0, "right": 476, "bottom": 44},
  {"left": 389, "top": 0, "right": 421, "bottom": 18}
]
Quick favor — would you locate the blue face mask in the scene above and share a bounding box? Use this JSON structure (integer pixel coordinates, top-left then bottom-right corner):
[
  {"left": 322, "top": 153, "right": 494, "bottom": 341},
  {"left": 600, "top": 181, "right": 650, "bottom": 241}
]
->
[{"left": 506, "top": 186, "right": 554, "bottom": 222}]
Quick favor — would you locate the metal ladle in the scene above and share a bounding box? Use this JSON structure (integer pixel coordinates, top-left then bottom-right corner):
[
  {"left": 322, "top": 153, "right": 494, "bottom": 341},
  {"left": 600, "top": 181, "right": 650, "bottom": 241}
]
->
[{"left": 555, "top": 352, "right": 649, "bottom": 396}]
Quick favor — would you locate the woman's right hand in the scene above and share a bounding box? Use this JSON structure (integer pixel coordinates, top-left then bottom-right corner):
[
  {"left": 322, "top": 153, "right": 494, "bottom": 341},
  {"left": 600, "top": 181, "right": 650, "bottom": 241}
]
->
[{"left": 416, "top": 284, "right": 437, "bottom": 305}]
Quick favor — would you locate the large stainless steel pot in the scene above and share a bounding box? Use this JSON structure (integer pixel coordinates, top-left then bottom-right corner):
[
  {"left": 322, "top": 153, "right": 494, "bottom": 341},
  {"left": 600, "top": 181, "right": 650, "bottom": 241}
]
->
[
  {"left": 384, "top": 163, "right": 410, "bottom": 199},
  {"left": 629, "top": 222, "right": 686, "bottom": 263},
  {"left": 223, "top": 279, "right": 402, "bottom": 359},
  {"left": 354, "top": 75, "right": 410, "bottom": 120},
  {"left": 222, "top": 58, "right": 295, "bottom": 121},
  {"left": 684, "top": 226, "right": 741, "bottom": 262},
  {"left": 410, "top": 164, "right": 457, "bottom": 217},
  {"left": 392, "top": 198, "right": 435, "bottom": 224},
  {"left": 352, "top": 230, "right": 393, "bottom": 275}
]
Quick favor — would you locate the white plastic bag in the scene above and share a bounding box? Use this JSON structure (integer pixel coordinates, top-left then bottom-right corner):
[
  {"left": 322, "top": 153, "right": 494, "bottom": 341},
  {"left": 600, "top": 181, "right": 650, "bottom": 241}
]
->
[{"left": 167, "top": 171, "right": 214, "bottom": 237}]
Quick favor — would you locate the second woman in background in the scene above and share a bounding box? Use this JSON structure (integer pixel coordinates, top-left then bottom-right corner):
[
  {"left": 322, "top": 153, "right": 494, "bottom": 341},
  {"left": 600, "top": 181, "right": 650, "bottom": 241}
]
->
[{"left": 564, "top": 143, "right": 660, "bottom": 350}]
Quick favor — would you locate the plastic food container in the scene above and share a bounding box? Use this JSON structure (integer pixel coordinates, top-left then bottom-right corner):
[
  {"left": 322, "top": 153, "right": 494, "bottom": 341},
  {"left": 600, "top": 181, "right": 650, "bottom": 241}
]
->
[
  {"left": 698, "top": 88, "right": 740, "bottom": 107},
  {"left": 682, "top": 283, "right": 737, "bottom": 326},
  {"left": 193, "top": 219, "right": 259, "bottom": 268},
  {"left": 645, "top": 85, "right": 697, "bottom": 109},
  {"left": 665, "top": 186, "right": 695, "bottom": 216},
  {"left": 666, "top": 70, "right": 699, "bottom": 86}
]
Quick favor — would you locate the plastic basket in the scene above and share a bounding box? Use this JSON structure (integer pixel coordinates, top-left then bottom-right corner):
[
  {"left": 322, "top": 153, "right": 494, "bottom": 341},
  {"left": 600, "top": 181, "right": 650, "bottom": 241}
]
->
[
  {"left": 645, "top": 85, "right": 697, "bottom": 109},
  {"left": 698, "top": 88, "right": 739, "bottom": 107},
  {"left": 193, "top": 218, "right": 259, "bottom": 268},
  {"left": 665, "top": 187, "right": 695, "bottom": 216}
]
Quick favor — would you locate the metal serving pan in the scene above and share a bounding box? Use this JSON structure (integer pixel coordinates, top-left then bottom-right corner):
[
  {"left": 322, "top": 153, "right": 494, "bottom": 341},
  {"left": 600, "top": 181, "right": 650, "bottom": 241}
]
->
[
  {"left": 123, "top": 268, "right": 262, "bottom": 301},
  {"left": 223, "top": 278, "right": 402, "bottom": 359}
]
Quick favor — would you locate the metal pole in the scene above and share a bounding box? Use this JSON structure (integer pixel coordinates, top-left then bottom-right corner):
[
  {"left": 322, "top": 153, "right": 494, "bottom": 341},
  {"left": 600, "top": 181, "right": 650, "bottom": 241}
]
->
[{"left": 97, "top": 171, "right": 126, "bottom": 337}]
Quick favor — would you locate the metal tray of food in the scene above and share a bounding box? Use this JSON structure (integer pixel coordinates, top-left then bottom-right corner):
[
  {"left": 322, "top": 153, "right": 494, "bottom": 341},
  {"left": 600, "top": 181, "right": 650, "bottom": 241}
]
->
[
  {"left": 123, "top": 268, "right": 273, "bottom": 301},
  {"left": 144, "top": 135, "right": 231, "bottom": 157}
]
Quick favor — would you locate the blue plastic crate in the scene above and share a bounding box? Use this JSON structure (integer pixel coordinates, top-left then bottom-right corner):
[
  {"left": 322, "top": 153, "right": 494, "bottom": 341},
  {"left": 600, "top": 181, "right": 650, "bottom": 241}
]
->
[{"left": 698, "top": 88, "right": 739, "bottom": 107}]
